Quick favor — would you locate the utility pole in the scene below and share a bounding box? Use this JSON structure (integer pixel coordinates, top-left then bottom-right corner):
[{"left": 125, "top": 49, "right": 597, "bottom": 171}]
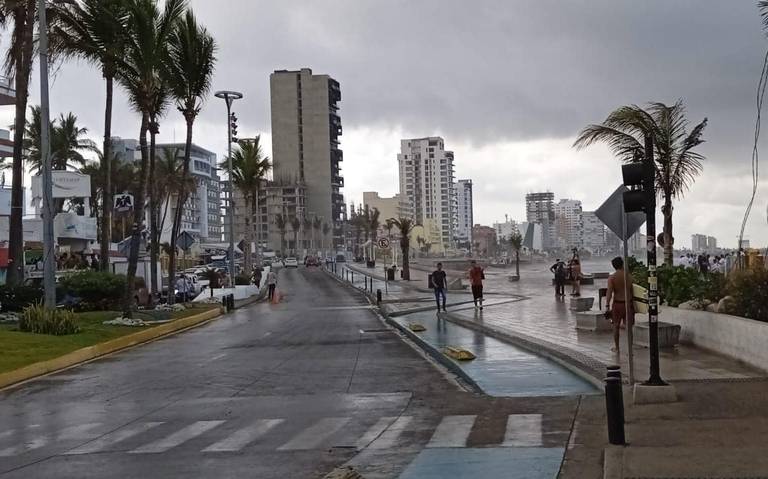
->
[
  {"left": 214, "top": 91, "right": 242, "bottom": 287},
  {"left": 643, "top": 134, "right": 665, "bottom": 386},
  {"left": 38, "top": 0, "right": 56, "bottom": 309}
]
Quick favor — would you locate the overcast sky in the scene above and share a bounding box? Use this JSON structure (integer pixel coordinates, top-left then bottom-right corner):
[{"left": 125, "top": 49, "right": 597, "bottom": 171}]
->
[{"left": 7, "top": 0, "right": 768, "bottom": 248}]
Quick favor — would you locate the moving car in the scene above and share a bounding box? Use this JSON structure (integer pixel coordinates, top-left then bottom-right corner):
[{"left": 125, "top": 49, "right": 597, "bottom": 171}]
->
[
  {"left": 305, "top": 256, "right": 320, "bottom": 267},
  {"left": 284, "top": 257, "right": 299, "bottom": 268},
  {"left": 271, "top": 259, "right": 284, "bottom": 269}
]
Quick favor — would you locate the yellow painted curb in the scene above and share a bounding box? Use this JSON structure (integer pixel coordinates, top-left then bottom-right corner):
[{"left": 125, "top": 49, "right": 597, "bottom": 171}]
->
[
  {"left": 0, "top": 306, "right": 224, "bottom": 391},
  {"left": 408, "top": 322, "right": 426, "bottom": 332},
  {"left": 444, "top": 346, "right": 476, "bottom": 361}
]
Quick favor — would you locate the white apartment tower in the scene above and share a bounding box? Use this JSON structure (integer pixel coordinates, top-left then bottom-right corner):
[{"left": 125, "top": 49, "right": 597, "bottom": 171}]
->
[
  {"left": 554, "top": 199, "right": 583, "bottom": 250},
  {"left": 398, "top": 137, "right": 456, "bottom": 249},
  {"left": 456, "top": 179, "right": 473, "bottom": 248},
  {"left": 582, "top": 211, "right": 606, "bottom": 252}
]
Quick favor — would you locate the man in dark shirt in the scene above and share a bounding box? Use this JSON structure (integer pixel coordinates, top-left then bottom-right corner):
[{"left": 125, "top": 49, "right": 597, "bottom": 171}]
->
[
  {"left": 432, "top": 262, "right": 448, "bottom": 313},
  {"left": 550, "top": 259, "right": 566, "bottom": 297}
]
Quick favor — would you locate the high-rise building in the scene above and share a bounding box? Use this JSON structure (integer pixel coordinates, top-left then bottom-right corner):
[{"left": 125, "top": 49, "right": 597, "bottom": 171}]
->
[
  {"left": 525, "top": 192, "right": 555, "bottom": 250},
  {"left": 582, "top": 211, "right": 606, "bottom": 253},
  {"left": 362, "top": 192, "right": 403, "bottom": 224},
  {"left": 456, "top": 179, "right": 473, "bottom": 248},
  {"left": 398, "top": 137, "right": 456, "bottom": 249},
  {"left": 270, "top": 68, "right": 344, "bottom": 247},
  {"left": 554, "top": 199, "right": 583, "bottom": 250},
  {"left": 692, "top": 233, "right": 708, "bottom": 252},
  {"left": 707, "top": 236, "right": 717, "bottom": 252},
  {"left": 493, "top": 215, "right": 518, "bottom": 241}
]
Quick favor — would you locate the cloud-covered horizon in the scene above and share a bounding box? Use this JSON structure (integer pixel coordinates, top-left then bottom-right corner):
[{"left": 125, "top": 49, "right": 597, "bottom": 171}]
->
[{"left": 4, "top": 0, "right": 768, "bottom": 248}]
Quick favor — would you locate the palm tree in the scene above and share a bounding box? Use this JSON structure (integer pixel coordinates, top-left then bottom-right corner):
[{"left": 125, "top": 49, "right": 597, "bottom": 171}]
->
[
  {"left": 275, "top": 213, "right": 287, "bottom": 257},
  {"left": 389, "top": 217, "right": 416, "bottom": 280},
  {"left": 290, "top": 215, "right": 301, "bottom": 255},
  {"left": 301, "top": 215, "right": 312, "bottom": 252},
  {"left": 368, "top": 207, "right": 380, "bottom": 261},
  {"left": 574, "top": 100, "right": 707, "bottom": 265},
  {"left": 349, "top": 206, "right": 364, "bottom": 259},
  {"left": 509, "top": 232, "right": 523, "bottom": 278},
  {"left": 23, "top": 107, "right": 94, "bottom": 173},
  {"left": 118, "top": 0, "right": 185, "bottom": 316},
  {"left": 3, "top": 0, "right": 38, "bottom": 285},
  {"left": 153, "top": 147, "right": 194, "bottom": 266},
  {"left": 312, "top": 216, "right": 322, "bottom": 252},
  {"left": 322, "top": 222, "right": 331, "bottom": 254},
  {"left": 51, "top": 0, "right": 130, "bottom": 271},
  {"left": 220, "top": 138, "right": 271, "bottom": 276},
  {"left": 164, "top": 8, "right": 216, "bottom": 300}
]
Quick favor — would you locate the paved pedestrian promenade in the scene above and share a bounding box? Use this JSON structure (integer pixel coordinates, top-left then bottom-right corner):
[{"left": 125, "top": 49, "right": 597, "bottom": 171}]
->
[{"left": 346, "top": 260, "right": 765, "bottom": 382}]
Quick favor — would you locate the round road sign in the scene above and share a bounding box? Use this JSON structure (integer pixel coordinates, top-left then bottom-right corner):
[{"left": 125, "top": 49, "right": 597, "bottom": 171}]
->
[{"left": 378, "top": 238, "right": 390, "bottom": 249}]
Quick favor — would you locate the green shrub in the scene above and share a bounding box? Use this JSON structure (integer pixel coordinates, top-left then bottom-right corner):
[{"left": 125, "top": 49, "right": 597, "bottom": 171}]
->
[
  {"left": 235, "top": 274, "right": 251, "bottom": 286},
  {"left": 19, "top": 303, "right": 79, "bottom": 335},
  {"left": 0, "top": 285, "right": 43, "bottom": 312},
  {"left": 59, "top": 271, "right": 127, "bottom": 310},
  {"left": 726, "top": 268, "right": 768, "bottom": 322},
  {"left": 628, "top": 259, "right": 727, "bottom": 307}
]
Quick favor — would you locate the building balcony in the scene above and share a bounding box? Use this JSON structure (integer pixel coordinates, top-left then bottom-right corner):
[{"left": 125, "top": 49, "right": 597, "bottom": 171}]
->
[{"left": 0, "top": 129, "right": 12, "bottom": 158}]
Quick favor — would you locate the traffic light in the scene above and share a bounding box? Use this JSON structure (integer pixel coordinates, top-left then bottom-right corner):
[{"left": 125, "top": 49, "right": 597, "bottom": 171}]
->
[
  {"left": 621, "top": 162, "right": 647, "bottom": 212},
  {"left": 230, "top": 112, "right": 238, "bottom": 143}
]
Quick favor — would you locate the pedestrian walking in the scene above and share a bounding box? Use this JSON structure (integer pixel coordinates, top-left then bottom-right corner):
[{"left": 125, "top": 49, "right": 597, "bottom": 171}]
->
[
  {"left": 605, "top": 257, "right": 634, "bottom": 353},
  {"left": 267, "top": 269, "right": 277, "bottom": 301},
  {"left": 550, "top": 259, "right": 566, "bottom": 297},
  {"left": 176, "top": 275, "right": 189, "bottom": 303},
  {"left": 468, "top": 260, "right": 485, "bottom": 310},
  {"left": 570, "top": 258, "right": 582, "bottom": 297},
  {"left": 431, "top": 262, "right": 448, "bottom": 313}
]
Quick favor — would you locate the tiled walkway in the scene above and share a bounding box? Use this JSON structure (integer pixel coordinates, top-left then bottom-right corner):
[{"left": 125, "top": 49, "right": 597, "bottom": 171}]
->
[{"left": 348, "top": 261, "right": 766, "bottom": 382}]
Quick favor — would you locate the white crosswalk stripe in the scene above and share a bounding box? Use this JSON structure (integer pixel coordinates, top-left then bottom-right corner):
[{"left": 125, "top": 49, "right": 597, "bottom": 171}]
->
[
  {"left": 502, "top": 414, "right": 543, "bottom": 447},
  {"left": 366, "top": 416, "right": 413, "bottom": 450},
  {"left": 277, "top": 417, "right": 350, "bottom": 451},
  {"left": 202, "top": 419, "right": 284, "bottom": 452},
  {"left": 129, "top": 421, "right": 224, "bottom": 454},
  {"left": 0, "top": 436, "right": 49, "bottom": 457},
  {"left": 64, "top": 422, "right": 164, "bottom": 455},
  {"left": 58, "top": 422, "right": 102, "bottom": 440},
  {"left": 426, "top": 415, "right": 476, "bottom": 448},
  {"left": 355, "top": 416, "right": 398, "bottom": 449}
]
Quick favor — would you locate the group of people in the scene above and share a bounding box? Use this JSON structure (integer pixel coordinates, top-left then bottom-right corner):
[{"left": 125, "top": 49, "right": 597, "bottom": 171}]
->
[
  {"left": 549, "top": 256, "right": 583, "bottom": 297},
  {"left": 679, "top": 253, "right": 729, "bottom": 274},
  {"left": 56, "top": 252, "right": 99, "bottom": 271},
  {"left": 429, "top": 260, "right": 487, "bottom": 314}
]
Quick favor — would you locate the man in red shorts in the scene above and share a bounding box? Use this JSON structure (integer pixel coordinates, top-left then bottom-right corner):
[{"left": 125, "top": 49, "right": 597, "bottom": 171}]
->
[
  {"left": 605, "top": 257, "right": 634, "bottom": 353},
  {"left": 468, "top": 260, "right": 485, "bottom": 310}
]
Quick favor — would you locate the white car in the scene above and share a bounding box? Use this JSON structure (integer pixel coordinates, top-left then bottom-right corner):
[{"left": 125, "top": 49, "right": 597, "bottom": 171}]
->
[
  {"left": 284, "top": 257, "right": 299, "bottom": 268},
  {"left": 271, "top": 260, "right": 284, "bottom": 269}
]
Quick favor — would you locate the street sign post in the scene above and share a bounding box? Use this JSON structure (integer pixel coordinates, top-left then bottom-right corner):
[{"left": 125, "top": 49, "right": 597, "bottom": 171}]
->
[{"left": 596, "top": 185, "right": 646, "bottom": 385}]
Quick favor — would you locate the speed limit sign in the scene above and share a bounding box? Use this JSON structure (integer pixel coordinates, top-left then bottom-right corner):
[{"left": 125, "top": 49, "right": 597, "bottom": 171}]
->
[{"left": 377, "top": 238, "right": 390, "bottom": 249}]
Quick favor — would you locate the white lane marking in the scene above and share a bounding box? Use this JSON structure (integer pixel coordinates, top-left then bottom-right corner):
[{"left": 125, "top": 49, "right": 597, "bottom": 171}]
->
[
  {"left": 277, "top": 417, "right": 351, "bottom": 451},
  {"left": 65, "top": 422, "right": 164, "bottom": 455},
  {"left": 129, "top": 420, "right": 225, "bottom": 454},
  {"left": 210, "top": 353, "right": 227, "bottom": 361},
  {"left": 0, "top": 436, "right": 48, "bottom": 456},
  {"left": 0, "top": 430, "right": 15, "bottom": 441},
  {"left": 58, "top": 422, "right": 102, "bottom": 440},
  {"left": 426, "top": 415, "right": 476, "bottom": 448},
  {"left": 502, "top": 414, "right": 543, "bottom": 447},
  {"left": 354, "top": 417, "right": 397, "bottom": 449},
  {"left": 202, "top": 419, "right": 283, "bottom": 452},
  {"left": 367, "top": 416, "right": 413, "bottom": 450}
]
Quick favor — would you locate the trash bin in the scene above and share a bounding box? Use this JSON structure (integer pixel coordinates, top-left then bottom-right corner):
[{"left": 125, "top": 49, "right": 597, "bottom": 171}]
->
[{"left": 386, "top": 268, "right": 395, "bottom": 281}]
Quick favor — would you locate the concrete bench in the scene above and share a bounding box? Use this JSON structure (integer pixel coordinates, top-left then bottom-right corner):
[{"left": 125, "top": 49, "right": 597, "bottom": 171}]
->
[
  {"left": 633, "top": 321, "right": 681, "bottom": 348},
  {"left": 569, "top": 297, "right": 595, "bottom": 312},
  {"left": 576, "top": 310, "right": 613, "bottom": 332}
]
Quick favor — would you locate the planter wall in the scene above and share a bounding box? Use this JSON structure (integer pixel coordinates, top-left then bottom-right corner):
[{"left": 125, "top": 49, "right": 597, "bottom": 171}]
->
[{"left": 660, "top": 307, "right": 768, "bottom": 372}]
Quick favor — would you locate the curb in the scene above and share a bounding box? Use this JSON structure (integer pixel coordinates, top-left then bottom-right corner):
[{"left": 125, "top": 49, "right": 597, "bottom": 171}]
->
[
  {"left": 441, "top": 313, "right": 606, "bottom": 389},
  {"left": 0, "top": 306, "right": 224, "bottom": 391},
  {"left": 384, "top": 315, "right": 485, "bottom": 395}
]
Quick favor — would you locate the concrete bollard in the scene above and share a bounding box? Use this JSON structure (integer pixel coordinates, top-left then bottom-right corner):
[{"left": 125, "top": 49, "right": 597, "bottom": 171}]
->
[{"left": 604, "top": 366, "right": 625, "bottom": 445}]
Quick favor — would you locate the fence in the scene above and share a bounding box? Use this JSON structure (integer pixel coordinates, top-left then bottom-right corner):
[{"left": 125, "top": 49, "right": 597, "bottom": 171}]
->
[{"left": 327, "top": 262, "right": 388, "bottom": 297}]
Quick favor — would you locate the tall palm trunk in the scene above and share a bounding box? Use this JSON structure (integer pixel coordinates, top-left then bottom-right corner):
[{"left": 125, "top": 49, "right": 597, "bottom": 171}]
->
[
  {"left": 7, "top": 1, "right": 36, "bottom": 286},
  {"left": 662, "top": 196, "right": 674, "bottom": 266},
  {"left": 123, "top": 113, "right": 150, "bottom": 318},
  {"left": 100, "top": 74, "right": 114, "bottom": 271},
  {"left": 242, "top": 193, "right": 253, "bottom": 274},
  {"left": 401, "top": 241, "right": 410, "bottom": 280},
  {"left": 515, "top": 251, "right": 520, "bottom": 277},
  {"left": 168, "top": 115, "right": 194, "bottom": 304},
  {"left": 148, "top": 118, "right": 159, "bottom": 298}
]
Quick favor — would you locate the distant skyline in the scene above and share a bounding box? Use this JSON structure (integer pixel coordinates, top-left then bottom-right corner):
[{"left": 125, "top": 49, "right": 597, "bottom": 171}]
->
[{"left": 3, "top": 0, "right": 768, "bottom": 247}]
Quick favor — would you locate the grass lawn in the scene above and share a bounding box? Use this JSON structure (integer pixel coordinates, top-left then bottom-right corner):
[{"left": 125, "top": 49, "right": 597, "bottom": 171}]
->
[{"left": 0, "top": 305, "right": 219, "bottom": 374}]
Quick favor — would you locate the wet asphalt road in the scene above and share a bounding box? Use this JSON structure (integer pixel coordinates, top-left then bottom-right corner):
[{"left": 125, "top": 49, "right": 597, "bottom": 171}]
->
[{"left": 0, "top": 267, "right": 583, "bottom": 479}]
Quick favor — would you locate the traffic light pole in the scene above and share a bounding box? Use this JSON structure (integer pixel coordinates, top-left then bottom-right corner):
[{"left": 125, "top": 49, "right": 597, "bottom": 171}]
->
[{"left": 643, "top": 134, "right": 666, "bottom": 386}]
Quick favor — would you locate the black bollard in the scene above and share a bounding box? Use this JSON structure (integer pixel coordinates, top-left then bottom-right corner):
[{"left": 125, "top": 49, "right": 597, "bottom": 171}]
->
[
  {"left": 228, "top": 294, "right": 235, "bottom": 311},
  {"left": 222, "top": 295, "right": 227, "bottom": 311},
  {"left": 376, "top": 289, "right": 382, "bottom": 304},
  {"left": 604, "top": 375, "right": 626, "bottom": 445}
]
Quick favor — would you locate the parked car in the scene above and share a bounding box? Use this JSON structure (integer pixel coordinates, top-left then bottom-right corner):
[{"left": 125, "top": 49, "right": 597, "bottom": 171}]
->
[
  {"left": 305, "top": 256, "right": 319, "bottom": 267},
  {"left": 335, "top": 254, "right": 347, "bottom": 263},
  {"left": 284, "top": 257, "right": 299, "bottom": 268},
  {"left": 271, "top": 259, "right": 284, "bottom": 269}
]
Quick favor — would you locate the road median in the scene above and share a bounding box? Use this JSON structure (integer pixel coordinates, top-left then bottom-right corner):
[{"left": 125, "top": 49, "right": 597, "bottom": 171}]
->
[{"left": 0, "top": 306, "right": 223, "bottom": 391}]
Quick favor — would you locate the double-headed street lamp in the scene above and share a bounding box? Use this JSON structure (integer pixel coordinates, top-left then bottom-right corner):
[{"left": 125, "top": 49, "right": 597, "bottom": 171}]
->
[{"left": 215, "top": 90, "right": 243, "bottom": 287}]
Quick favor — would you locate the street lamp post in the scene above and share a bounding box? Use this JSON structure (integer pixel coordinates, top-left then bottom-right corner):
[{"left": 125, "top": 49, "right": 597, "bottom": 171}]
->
[{"left": 215, "top": 90, "right": 243, "bottom": 288}]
